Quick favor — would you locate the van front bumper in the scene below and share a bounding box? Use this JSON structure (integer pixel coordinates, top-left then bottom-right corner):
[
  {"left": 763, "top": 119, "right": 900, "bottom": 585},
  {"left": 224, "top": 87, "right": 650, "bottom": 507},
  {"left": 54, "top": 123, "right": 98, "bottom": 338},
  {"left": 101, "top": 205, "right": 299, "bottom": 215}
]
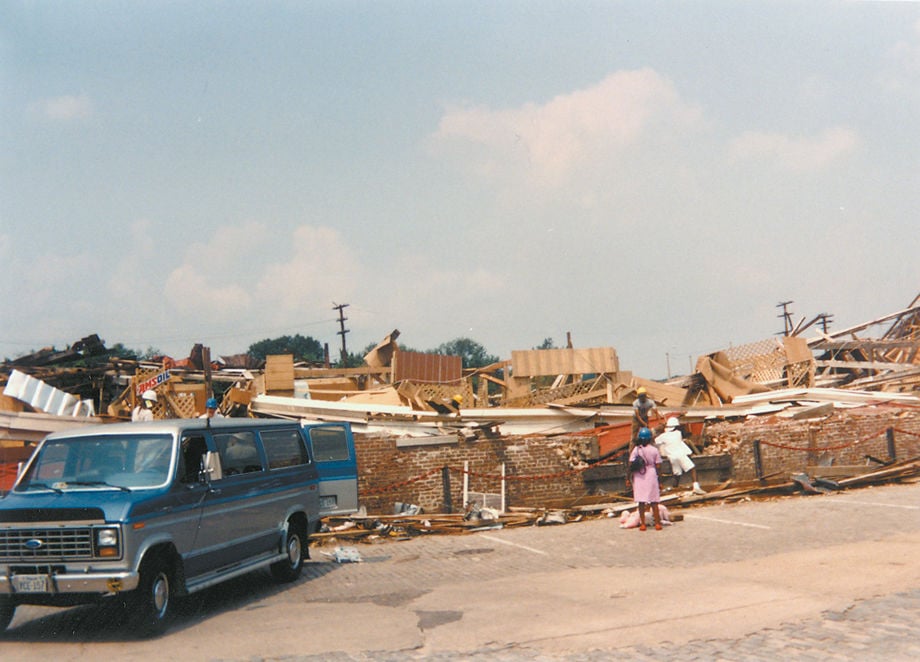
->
[{"left": 0, "top": 570, "right": 140, "bottom": 595}]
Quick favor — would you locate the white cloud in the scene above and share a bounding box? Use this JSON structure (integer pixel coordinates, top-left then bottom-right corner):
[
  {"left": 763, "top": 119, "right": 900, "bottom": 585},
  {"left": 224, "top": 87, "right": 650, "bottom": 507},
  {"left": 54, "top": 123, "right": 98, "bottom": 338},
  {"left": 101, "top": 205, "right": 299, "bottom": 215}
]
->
[
  {"left": 164, "top": 264, "right": 253, "bottom": 313},
  {"left": 253, "top": 225, "right": 362, "bottom": 315},
  {"left": 160, "top": 221, "right": 276, "bottom": 315},
  {"left": 727, "top": 127, "right": 859, "bottom": 172},
  {"left": 32, "top": 94, "right": 94, "bottom": 121},
  {"left": 138, "top": 223, "right": 366, "bottom": 329},
  {"left": 107, "top": 220, "right": 158, "bottom": 298},
  {"left": 430, "top": 69, "right": 703, "bottom": 185},
  {"left": 878, "top": 18, "right": 920, "bottom": 93}
]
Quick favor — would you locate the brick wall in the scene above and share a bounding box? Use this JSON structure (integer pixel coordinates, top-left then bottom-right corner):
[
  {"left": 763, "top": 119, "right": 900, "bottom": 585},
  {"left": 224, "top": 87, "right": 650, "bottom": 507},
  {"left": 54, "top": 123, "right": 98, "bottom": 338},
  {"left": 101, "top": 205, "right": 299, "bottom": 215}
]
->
[
  {"left": 355, "top": 433, "right": 596, "bottom": 514},
  {"left": 352, "top": 407, "right": 920, "bottom": 514},
  {"left": 703, "top": 406, "right": 920, "bottom": 482}
]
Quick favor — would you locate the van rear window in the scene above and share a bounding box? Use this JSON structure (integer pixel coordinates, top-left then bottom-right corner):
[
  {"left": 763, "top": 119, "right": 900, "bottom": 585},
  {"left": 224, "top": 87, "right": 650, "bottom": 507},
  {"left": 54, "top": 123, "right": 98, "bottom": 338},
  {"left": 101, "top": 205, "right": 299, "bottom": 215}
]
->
[
  {"left": 261, "top": 429, "right": 309, "bottom": 469},
  {"left": 309, "top": 427, "right": 350, "bottom": 462}
]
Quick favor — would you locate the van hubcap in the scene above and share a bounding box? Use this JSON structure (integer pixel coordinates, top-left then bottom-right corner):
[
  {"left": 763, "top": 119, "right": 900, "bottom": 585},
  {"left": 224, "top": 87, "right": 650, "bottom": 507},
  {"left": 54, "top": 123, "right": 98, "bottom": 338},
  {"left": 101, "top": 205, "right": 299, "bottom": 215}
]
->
[
  {"left": 287, "top": 534, "right": 301, "bottom": 566},
  {"left": 152, "top": 573, "right": 169, "bottom": 615}
]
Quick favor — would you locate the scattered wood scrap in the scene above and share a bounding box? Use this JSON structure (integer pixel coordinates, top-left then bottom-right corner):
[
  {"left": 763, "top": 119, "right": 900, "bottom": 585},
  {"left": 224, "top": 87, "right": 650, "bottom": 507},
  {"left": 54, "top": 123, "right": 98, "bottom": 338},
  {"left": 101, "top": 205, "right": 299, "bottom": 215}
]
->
[{"left": 312, "top": 458, "right": 920, "bottom": 546}]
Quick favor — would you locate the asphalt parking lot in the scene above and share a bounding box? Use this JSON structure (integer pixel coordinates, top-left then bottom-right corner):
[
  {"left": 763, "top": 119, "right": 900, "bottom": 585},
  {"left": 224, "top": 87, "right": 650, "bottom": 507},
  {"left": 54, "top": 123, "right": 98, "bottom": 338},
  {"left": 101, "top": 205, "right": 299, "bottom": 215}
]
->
[{"left": 2, "top": 482, "right": 919, "bottom": 661}]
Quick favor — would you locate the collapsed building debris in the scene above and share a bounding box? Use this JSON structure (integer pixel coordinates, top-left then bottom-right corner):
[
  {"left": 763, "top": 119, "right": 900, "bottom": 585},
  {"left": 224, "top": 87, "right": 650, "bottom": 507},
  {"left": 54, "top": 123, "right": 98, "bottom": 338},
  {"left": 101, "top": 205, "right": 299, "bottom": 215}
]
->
[
  {"left": 310, "top": 453, "right": 920, "bottom": 546},
  {"left": 2, "top": 294, "right": 920, "bottom": 505}
]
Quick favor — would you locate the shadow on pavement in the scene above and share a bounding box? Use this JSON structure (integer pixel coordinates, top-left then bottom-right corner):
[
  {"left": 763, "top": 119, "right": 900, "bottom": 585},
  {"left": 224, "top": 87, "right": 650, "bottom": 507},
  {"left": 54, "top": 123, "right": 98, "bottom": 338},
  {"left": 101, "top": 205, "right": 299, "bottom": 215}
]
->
[{"left": 1, "top": 560, "right": 342, "bottom": 642}]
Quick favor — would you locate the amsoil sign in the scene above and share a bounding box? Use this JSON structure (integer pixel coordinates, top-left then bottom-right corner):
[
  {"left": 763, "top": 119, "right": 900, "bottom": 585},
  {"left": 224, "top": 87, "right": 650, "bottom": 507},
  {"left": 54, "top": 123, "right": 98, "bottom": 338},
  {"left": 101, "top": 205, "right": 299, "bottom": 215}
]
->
[{"left": 135, "top": 370, "right": 172, "bottom": 396}]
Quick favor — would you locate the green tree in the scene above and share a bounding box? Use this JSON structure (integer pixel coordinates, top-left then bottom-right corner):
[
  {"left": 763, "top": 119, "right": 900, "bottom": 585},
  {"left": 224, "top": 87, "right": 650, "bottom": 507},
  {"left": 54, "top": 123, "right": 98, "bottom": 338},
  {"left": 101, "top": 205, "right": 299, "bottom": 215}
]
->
[
  {"left": 107, "top": 343, "right": 140, "bottom": 360},
  {"left": 535, "top": 337, "right": 556, "bottom": 350},
  {"left": 248, "top": 335, "right": 325, "bottom": 363},
  {"left": 140, "top": 346, "right": 162, "bottom": 361},
  {"left": 430, "top": 337, "right": 499, "bottom": 369}
]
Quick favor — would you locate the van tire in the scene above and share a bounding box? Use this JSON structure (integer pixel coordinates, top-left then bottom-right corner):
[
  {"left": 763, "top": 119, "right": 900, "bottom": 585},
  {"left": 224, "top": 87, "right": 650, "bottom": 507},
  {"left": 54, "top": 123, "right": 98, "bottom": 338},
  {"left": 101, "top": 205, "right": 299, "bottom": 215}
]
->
[
  {"left": 270, "top": 519, "right": 305, "bottom": 583},
  {"left": 128, "top": 553, "right": 176, "bottom": 637},
  {"left": 0, "top": 596, "right": 15, "bottom": 633}
]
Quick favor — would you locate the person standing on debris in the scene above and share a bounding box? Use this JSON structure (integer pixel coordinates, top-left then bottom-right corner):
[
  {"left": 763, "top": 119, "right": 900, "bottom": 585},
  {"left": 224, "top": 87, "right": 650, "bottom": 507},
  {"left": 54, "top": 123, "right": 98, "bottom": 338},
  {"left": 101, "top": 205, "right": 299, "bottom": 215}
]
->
[
  {"left": 132, "top": 390, "right": 157, "bottom": 422},
  {"left": 631, "top": 387, "right": 661, "bottom": 442},
  {"left": 655, "top": 417, "right": 706, "bottom": 495},
  {"left": 199, "top": 397, "right": 223, "bottom": 419},
  {"left": 626, "top": 386, "right": 661, "bottom": 481},
  {"left": 628, "top": 427, "right": 663, "bottom": 531}
]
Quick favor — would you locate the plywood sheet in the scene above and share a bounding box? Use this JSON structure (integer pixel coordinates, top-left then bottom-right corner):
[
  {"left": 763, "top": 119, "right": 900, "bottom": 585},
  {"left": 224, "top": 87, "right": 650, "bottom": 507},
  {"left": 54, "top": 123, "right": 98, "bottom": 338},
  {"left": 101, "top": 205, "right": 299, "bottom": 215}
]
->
[
  {"left": 393, "top": 351, "right": 462, "bottom": 383},
  {"left": 265, "top": 354, "right": 295, "bottom": 393},
  {"left": 783, "top": 336, "right": 813, "bottom": 364},
  {"left": 511, "top": 347, "right": 619, "bottom": 377}
]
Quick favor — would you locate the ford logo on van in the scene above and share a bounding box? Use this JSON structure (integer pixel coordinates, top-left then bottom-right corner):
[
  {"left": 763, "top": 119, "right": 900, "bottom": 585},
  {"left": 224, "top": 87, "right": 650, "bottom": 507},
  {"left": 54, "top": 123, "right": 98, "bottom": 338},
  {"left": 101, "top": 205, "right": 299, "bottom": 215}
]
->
[{"left": 24, "top": 539, "right": 44, "bottom": 550}]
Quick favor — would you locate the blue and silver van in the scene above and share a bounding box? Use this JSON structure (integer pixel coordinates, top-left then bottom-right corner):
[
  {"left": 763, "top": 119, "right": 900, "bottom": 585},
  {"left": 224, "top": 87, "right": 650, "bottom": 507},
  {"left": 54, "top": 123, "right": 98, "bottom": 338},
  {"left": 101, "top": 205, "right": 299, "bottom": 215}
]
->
[{"left": 0, "top": 418, "right": 358, "bottom": 635}]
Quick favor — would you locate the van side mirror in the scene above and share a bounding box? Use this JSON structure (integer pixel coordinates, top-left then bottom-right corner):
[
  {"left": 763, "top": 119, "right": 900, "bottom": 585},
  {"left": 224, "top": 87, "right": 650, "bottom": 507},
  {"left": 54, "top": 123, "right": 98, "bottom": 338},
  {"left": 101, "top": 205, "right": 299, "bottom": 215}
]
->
[{"left": 201, "top": 451, "right": 223, "bottom": 482}]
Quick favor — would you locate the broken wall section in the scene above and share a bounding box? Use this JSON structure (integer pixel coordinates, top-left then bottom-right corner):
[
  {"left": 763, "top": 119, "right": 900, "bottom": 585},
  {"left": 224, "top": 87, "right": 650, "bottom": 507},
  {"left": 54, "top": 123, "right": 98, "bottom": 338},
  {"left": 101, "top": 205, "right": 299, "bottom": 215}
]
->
[
  {"left": 355, "top": 433, "right": 598, "bottom": 514},
  {"left": 704, "top": 407, "right": 920, "bottom": 482}
]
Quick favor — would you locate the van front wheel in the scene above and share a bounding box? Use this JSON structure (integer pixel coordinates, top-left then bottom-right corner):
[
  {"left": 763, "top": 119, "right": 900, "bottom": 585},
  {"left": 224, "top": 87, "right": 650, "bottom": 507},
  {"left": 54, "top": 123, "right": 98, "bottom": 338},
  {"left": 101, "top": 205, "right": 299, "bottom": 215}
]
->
[
  {"left": 128, "top": 553, "right": 176, "bottom": 637},
  {"left": 270, "top": 519, "right": 305, "bottom": 583}
]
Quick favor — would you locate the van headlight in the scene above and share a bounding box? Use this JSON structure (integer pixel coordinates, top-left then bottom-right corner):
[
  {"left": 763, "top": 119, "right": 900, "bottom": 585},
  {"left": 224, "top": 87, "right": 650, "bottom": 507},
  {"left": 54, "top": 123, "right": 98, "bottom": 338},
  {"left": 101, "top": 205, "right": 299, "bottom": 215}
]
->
[{"left": 95, "top": 527, "right": 120, "bottom": 557}]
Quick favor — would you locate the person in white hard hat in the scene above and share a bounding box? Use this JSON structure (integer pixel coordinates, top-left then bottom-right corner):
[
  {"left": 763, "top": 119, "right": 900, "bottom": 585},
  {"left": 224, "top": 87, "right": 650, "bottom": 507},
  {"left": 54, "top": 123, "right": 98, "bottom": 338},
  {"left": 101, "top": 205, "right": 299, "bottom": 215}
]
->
[
  {"left": 132, "top": 389, "right": 157, "bottom": 422},
  {"left": 655, "top": 417, "right": 706, "bottom": 495}
]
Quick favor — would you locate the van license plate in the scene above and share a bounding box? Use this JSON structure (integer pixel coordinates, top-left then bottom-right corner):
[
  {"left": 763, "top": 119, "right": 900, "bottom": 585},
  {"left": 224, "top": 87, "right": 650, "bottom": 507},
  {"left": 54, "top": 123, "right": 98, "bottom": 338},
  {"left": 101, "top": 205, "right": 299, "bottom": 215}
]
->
[{"left": 12, "top": 574, "right": 50, "bottom": 593}]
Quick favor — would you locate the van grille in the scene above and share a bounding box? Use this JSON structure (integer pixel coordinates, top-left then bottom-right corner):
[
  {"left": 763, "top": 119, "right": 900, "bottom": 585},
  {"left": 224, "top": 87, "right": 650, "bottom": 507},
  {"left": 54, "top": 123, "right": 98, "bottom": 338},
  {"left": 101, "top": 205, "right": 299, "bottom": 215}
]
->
[{"left": 0, "top": 527, "right": 94, "bottom": 561}]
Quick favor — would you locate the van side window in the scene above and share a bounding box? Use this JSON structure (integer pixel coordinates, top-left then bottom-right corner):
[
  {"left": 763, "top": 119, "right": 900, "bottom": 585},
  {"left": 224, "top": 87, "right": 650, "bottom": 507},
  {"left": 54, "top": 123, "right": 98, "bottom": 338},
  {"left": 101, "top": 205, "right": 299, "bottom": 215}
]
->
[
  {"left": 309, "top": 426, "right": 350, "bottom": 462},
  {"left": 261, "top": 429, "right": 309, "bottom": 469},
  {"left": 214, "top": 432, "right": 263, "bottom": 475},
  {"left": 179, "top": 435, "right": 208, "bottom": 484}
]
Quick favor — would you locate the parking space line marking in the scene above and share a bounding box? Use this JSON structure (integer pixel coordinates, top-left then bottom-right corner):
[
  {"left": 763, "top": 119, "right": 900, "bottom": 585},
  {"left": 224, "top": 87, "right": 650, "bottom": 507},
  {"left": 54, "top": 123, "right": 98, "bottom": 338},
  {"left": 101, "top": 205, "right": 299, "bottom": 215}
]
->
[
  {"left": 479, "top": 534, "right": 548, "bottom": 555},
  {"left": 683, "top": 514, "right": 771, "bottom": 529},
  {"left": 830, "top": 500, "right": 920, "bottom": 510}
]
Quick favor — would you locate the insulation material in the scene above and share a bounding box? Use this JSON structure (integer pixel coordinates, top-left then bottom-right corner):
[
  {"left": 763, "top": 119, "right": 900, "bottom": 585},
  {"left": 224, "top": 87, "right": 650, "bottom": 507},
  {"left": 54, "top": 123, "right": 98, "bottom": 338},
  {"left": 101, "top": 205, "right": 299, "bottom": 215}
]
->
[
  {"left": 3, "top": 370, "right": 95, "bottom": 416},
  {"left": 696, "top": 354, "right": 771, "bottom": 403}
]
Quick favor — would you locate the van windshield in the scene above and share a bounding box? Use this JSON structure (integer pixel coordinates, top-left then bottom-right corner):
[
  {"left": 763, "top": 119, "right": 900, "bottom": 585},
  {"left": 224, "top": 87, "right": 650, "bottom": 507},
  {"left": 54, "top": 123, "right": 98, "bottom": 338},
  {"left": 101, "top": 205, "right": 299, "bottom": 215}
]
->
[{"left": 18, "top": 434, "right": 174, "bottom": 491}]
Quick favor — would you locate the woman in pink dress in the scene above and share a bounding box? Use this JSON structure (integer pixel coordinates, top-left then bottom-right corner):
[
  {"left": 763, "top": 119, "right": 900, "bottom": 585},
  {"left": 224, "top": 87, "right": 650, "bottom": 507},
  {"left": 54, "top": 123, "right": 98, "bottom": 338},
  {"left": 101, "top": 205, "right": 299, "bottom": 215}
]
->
[{"left": 628, "top": 427, "right": 663, "bottom": 531}]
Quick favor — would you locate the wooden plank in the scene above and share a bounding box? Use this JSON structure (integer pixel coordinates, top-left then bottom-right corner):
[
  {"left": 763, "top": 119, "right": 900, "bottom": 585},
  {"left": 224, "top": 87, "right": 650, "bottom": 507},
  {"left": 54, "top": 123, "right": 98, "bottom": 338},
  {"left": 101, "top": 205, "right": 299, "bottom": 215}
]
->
[
  {"left": 836, "top": 457, "right": 920, "bottom": 487},
  {"left": 813, "top": 340, "right": 920, "bottom": 351},
  {"left": 814, "top": 359, "right": 914, "bottom": 372},
  {"left": 806, "top": 465, "right": 880, "bottom": 478},
  {"left": 294, "top": 366, "right": 391, "bottom": 378}
]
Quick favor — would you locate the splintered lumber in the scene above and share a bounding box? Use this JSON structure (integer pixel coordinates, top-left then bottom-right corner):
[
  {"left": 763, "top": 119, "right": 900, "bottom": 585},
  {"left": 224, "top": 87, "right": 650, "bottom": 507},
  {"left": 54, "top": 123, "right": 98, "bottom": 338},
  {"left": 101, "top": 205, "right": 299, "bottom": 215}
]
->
[
  {"left": 835, "top": 457, "right": 920, "bottom": 488},
  {"left": 806, "top": 465, "right": 881, "bottom": 478},
  {"left": 319, "top": 511, "right": 545, "bottom": 537},
  {"left": 309, "top": 529, "right": 376, "bottom": 540}
]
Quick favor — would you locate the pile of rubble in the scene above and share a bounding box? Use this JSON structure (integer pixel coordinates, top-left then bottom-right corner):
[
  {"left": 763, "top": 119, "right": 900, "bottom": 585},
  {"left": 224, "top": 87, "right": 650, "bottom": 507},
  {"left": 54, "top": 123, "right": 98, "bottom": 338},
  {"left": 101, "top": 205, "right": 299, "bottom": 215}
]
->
[
  {"left": 309, "top": 453, "right": 920, "bottom": 547},
  {"left": 2, "top": 294, "right": 919, "bottom": 498}
]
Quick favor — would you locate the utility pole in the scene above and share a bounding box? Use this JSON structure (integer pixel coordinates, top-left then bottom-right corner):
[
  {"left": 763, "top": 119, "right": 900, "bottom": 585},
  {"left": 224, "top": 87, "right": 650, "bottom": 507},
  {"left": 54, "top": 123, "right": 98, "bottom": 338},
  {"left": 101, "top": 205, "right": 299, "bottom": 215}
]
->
[
  {"left": 332, "top": 302, "right": 350, "bottom": 364},
  {"left": 777, "top": 301, "right": 794, "bottom": 336}
]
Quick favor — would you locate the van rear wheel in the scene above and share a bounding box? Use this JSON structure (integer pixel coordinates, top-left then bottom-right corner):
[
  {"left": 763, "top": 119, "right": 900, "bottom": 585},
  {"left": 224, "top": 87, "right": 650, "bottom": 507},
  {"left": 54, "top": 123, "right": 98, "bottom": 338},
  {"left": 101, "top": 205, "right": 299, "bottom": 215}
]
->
[{"left": 270, "top": 519, "right": 305, "bottom": 583}]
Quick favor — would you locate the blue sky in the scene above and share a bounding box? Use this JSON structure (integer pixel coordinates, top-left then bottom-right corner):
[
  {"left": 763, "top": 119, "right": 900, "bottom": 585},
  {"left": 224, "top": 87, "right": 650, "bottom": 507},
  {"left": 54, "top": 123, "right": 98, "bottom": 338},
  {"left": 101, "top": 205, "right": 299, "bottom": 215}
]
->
[{"left": 2, "top": 1, "right": 919, "bottom": 378}]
